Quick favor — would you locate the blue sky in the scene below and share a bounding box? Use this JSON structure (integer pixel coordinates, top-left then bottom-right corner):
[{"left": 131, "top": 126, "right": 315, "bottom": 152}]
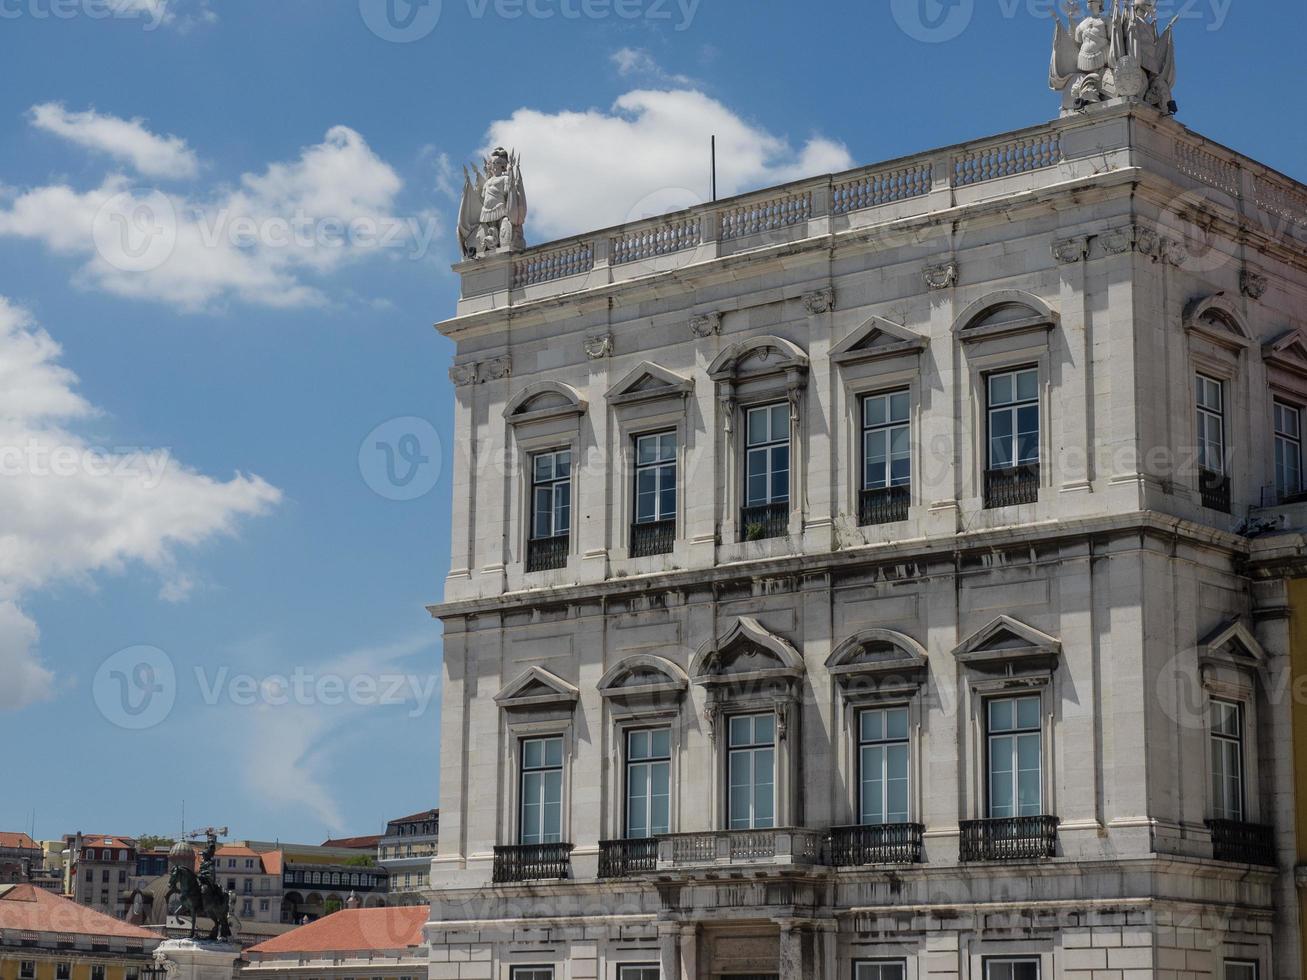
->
[{"left": 0, "top": 0, "right": 1299, "bottom": 845}]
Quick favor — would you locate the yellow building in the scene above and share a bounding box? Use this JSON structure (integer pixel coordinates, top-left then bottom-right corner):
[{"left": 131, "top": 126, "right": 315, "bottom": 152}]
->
[{"left": 0, "top": 885, "right": 158, "bottom": 980}]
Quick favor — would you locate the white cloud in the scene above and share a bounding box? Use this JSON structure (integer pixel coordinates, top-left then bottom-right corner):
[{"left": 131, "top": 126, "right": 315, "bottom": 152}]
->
[
  {"left": 483, "top": 89, "right": 853, "bottom": 241},
  {"left": 610, "top": 48, "right": 693, "bottom": 86},
  {"left": 29, "top": 103, "right": 200, "bottom": 180},
  {"left": 237, "top": 635, "right": 438, "bottom": 832},
  {"left": 0, "top": 297, "right": 280, "bottom": 710},
  {"left": 0, "top": 126, "right": 432, "bottom": 313}
]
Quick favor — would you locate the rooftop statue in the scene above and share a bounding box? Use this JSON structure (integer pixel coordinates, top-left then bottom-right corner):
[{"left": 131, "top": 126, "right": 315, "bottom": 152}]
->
[
  {"left": 1051, "top": 0, "right": 1178, "bottom": 114},
  {"left": 458, "top": 147, "right": 528, "bottom": 258},
  {"left": 164, "top": 829, "right": 236, "bottom": 943}
]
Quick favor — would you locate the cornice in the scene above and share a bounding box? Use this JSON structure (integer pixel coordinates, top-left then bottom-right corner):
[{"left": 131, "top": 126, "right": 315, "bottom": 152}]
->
[{"left": 427, "top": 510, "right": 1250, "bottom": 621}]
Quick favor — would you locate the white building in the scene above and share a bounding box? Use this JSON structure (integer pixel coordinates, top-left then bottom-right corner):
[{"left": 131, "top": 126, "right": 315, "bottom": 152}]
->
[{"left": 425, "top": 92, "right": 1307, "bottom": 980}]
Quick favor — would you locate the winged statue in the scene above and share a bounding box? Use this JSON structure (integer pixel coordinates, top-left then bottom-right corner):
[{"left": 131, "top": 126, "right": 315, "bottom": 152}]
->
[
  {"left": 1051, "top": 0, "right": 1178, "bottom": 115},
  {"left": 458, "top": 147, "right": 528, "bottom": 258}
]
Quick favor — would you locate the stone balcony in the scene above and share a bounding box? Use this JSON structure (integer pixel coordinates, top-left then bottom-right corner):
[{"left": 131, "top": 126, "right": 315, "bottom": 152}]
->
[
  {"left": 654, "top": 828, "right": 826, "bottom": 873},
  {"left": 445, "top": 101, "right": 1307, "bottom": 320}
]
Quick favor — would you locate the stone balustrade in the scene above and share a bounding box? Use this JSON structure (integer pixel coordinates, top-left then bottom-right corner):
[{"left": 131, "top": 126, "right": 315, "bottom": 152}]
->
[
  {"left": 655, "top": 828, "right": 826, "bottom": 870},
  {"left": 455, "top": 107, "right": 1307, "bottom": 307}
]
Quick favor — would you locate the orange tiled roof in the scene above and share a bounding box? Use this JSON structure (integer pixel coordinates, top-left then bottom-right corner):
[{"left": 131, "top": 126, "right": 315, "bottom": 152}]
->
[
  {"left": 246, "top": 906, "right": 427, "bottom": 955},
  {"left": 387, "top": 808, "right": 439, "bottom": 825},
  {"left": 0, "top": 833, "right": 38, "bottom": 850},
  {"left": 320, "top": 835, "right": 381, "bottom": 849},
  {"left": 260, "top": 851, "right": 283, "bottom": 876},
  {"left": 79, "top": 835, "right": 136, "bottom": 850},
  {"left": 0, "top": 885, "right": 159, "bottom": 940}
]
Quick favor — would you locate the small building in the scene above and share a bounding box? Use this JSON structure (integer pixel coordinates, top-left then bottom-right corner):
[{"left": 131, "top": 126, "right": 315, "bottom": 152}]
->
[
  {"left": 0, "top": 835, "right": 42, "bottom": 887},
  {"left": 240, "top": 906, "right": 427, "bottom": 980},
  {"left": 0, "top": 884, "right": 159, "bottom": 980},
  {"left": 376, "top": 810, "right": 437, "bottom": 906},
  {"left": 65, "top": 836, "right": 136, "bottom": 919}
]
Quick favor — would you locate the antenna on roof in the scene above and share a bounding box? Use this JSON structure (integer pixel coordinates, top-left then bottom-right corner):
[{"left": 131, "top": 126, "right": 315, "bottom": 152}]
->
[{"left": 711, "top": 135, "right": 717, "bottom": 202}]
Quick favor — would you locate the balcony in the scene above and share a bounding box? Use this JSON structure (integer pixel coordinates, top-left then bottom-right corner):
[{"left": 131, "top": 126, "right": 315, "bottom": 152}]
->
[
  {"left": 984, "top": 464, "right": 1040, "bottom": 509},
  {"left": 1207, "top": 819, "right": 1277, "bottom": 867},
  {"left": 740, "top": 502, "right": 790, "bottom": 542},
  {"left": 829, "top": 823, "right": 924, "bottom": 867},
  {"left": 1200, "top": 468, "right": 1232, "bottom": 513},
  {"left": 526, "top": 535, "right": 568, "bottom": 573},
  {"left": 959, "top": 816, "right": 1059, "bottom": 862},
  {"left": 656, "top": 828, "right": 825, "bottom": 871},
  {"left": 492, "top": 843, "right": 573, "bottom": 883},
  {"left": 597, "top": 838, "right": 658, "bottom": 879},
  {"left": 858, "top": 485, "right": 910, "bottom": 526},
  {"left": 629, "top": 519, "right": 675, "bottom": 558}
]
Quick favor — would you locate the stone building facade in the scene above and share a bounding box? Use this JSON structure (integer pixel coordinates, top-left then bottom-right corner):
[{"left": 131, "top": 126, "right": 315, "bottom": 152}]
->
[{"left": 426, "top": 102, "right": 1307, "bottom": 979}]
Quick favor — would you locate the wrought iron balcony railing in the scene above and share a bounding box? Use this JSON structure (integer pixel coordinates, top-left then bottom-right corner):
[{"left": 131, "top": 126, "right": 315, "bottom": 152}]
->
[
  {"left": 630, "top": 519, "right": 675, "bottom": 558},
  {"left": 1207, "top": 819, "right": 1276, "bottom": 867},
  {"left": 828, "top": 823, "right": 924, "bottom": 867},
  {"left": 858, "top": 485, "right": 911, "bottom": 526},
  {"left": 656, "top": 828, "right": 825, "bottom": 869},
  {"left": 984, "top": 464, "right": 1040, "bottom": 509},
  {"left": 959, "top": 815, "right": 1059, "bottom": 862},
  {"left": 597, "top": 837, "right": 659, "bottom": 878},
  {"left": 740, "top": 502, "right": 790, "bottom": 542},
  {"left": 491, "top": 843, "right": 573, "bottom": 883},
  {"left": 526, "top": 535, "right": 568, "bottom": 572},
  {"left": 1199, "top": 468, "right": 1232, "bottom": 513}
]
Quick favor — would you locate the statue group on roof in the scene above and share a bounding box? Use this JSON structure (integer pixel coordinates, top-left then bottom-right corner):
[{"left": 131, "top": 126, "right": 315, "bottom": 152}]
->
[{"left": 1051, "top": 0, "right": 1178, "bottom": 114}]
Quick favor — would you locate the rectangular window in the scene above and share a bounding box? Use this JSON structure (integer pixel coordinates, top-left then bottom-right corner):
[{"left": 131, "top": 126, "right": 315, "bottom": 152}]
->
[
  {"left": 1196, "top": 374, "right": 1227, "bottom": 474},
  {"left": 618, "top": 967, "right": 661, "bottom": 980},
  {"left": 260, "top": 900, "right": 269, "bottom": 911},
  {"left": 242, "top": 900, "right": 253, "bottom": 916},
  {"left": 985, "top": 960, "right": 1040, "bottom": 980},
  {"left": 862, "top": 390, "right": 911, "bottom": 490},
  {"left": 634, "top": 432, "right": 677, "bottom": 524},
  {"left": 856, "top": 963, "right": 907, "bottom": 980},
  {"left": 519, "top": 736, "right": 565, "bottom": 845},
  {"left": 1275, "top": 400, "right": 1302, "bottom": 500},
  {"left": 530, "top": 450, "right": 572, "bottom": 541},
  {"left": 57, "top": 966, "right": 71, "bottom": 980},
  {"left": 988, "top": 695, "right": 1043, "bottom": 819},
  {"left": 625, "top": 728, "right": 672, "bottom": 839},
  {"left": 91, "top": 968, "right": 105, "bottom": 980},
  {"left": 20, "top": 962, "right": 35, "bottom": 979},
  {"left": 510, "top": 970, "right": 554, "bottom": 980},
  {"left": 987, "top": 368, "right": 1040, "bottom": 470},
  {"left": 728, "top": 714, "right": 776, "bottom": 830},
  {"left": 1225, "top": 962, "right": 1258, "bottom": 980},
  {"left": 1210, "top": 699, "right": 1246, "bottom": 823},
  {"left": 745, "top": 403, "right": 791, "bottom": 507},
  {"left": 859, "top": 707, "right": 910, "bottom": 825}
]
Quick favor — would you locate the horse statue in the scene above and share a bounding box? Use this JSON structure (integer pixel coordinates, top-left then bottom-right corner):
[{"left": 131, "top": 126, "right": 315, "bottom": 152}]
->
[{"left": 165, "top": 865, "right": 234, "bottom": 942}]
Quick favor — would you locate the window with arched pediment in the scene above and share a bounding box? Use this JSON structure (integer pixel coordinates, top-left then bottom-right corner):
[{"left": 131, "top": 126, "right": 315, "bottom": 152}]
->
[{"left": 825, "top": 629, "right": 929, "bottom": 842}]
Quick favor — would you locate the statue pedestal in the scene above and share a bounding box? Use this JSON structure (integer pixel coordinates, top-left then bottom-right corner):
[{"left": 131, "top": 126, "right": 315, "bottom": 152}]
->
[{"left": 154, "top": 938, "right": 241, "bottom": 980}]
